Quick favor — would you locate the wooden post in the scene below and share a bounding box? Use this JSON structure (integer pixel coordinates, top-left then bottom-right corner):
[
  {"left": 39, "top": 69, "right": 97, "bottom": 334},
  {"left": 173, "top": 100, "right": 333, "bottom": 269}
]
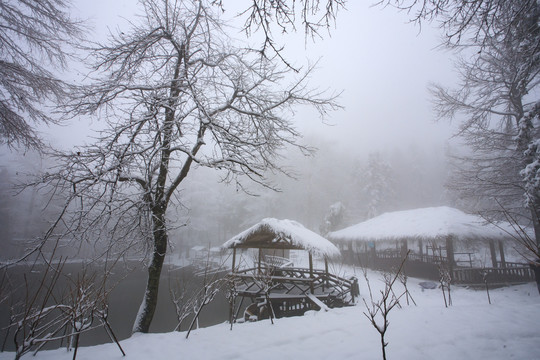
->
[
  {"left": 418, "top": 239, "right": 424, "bottom": 261},
  {"left": 232, "top": 248, "right": 236, "bottom": 273},
  {"left": 309, "top": 252, "right": 314, "bottom": 294},
  {"left": 324, "top": 256, "right": 329, "bottom": 288},
  {"left": 498, "top": 240, "right": 506, "bottom": 268},
  {"left": 489, "top": 240, "right": 497, "bottom": 268},
  {"left": 446, "top": 236, "right": 455, "bottom": 276},
  {"left": 401, "top": 239, "right": 408, "bottom": 258},
  {"left": 258, "top": 248, "right": 262, "bottom": 274},
  {"left": 370, "top": 242, "right": 376, "bottom": 268},
  {"left": 229, "top": 295, "right": 234, "bottom": 325},
  {"left": 324, "top": 257, "right": 329, "bottom": 277}
]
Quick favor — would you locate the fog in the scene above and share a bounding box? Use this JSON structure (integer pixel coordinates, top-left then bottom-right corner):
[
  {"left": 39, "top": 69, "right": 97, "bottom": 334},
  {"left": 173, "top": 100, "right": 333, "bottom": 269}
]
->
[{"left": 0, "top": 1, "right": 461, "bottom": 259}]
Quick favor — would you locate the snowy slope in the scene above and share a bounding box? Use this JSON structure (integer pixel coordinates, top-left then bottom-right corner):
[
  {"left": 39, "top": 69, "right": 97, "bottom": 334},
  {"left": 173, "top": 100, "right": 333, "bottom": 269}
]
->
[{"left": 4, "top": 270, "right": 540, "bottom": 360}]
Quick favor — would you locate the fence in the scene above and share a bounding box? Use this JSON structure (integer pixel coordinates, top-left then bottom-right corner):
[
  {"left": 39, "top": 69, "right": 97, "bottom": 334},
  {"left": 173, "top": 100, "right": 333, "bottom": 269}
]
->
[
  {"left": 341, "top": 249, "right": 535, "bottom": 285},
  {"left": 452, "top": 266, "right": 535, "bottom": 285}
]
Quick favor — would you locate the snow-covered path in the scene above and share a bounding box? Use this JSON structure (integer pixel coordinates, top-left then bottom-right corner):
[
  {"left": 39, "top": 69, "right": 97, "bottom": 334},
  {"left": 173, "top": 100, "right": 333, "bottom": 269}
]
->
[{"left": 3, "top": 274, "right": 540, "bottom": 360}]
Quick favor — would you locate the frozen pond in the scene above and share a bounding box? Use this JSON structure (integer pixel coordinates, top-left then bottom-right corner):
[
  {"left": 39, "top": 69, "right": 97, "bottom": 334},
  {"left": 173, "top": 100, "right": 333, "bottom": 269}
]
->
[{"left": 0, "top": 261, "right": 229, "bottom": 351}]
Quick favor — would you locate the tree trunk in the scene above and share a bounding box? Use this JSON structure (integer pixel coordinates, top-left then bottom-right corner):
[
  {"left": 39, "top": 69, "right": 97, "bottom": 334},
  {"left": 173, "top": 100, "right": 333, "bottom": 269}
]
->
[
  {"left": 498, "top": 240, "right": 506, "bottom": 268},
  {"left": 445, "top": 236, "right": 455, "bottom": 276},
  {"left": 132, "top": 210, "right": 168, "bottom": 333},
  {"left": 531, "top": 207, "right": 540, "bottom": 252},
  {"left": 489, "top": 240, "right": 498, "bottom": 268}
]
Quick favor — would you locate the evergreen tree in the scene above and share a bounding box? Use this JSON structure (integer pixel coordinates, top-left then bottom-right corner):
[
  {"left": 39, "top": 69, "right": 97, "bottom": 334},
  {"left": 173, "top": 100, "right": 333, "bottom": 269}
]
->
[{"left": 362, "top": 153, "right": 395, "bottom": 219}]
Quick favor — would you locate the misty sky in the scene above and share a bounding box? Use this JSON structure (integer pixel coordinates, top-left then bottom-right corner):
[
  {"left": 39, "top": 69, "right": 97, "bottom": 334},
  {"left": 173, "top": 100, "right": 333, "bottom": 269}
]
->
[{"left": 44, "top": 0, "right": 458, "bottom": 155}]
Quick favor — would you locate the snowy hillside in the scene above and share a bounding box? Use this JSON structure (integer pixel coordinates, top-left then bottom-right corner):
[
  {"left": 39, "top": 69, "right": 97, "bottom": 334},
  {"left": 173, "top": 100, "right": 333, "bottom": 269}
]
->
[{"left": 3, "top": 269, "right": 539, "bottom": 360}]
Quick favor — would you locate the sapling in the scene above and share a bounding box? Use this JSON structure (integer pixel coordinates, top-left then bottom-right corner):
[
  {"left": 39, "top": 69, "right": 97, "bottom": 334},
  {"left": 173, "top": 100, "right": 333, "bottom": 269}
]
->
[
  {"left": 185, "top": 278, "right": 223, "bottom": 339},
  {"left": 225, "top": 277, "right": 239, "bottom": 330},
  {"left": 398, "top": 272, "right": 416, "bottom": 306},
  {"left": 169, "top": 273, "right": 196, "bottom": 332},
  {"left": 480, "top": 268, "right": 492, "bottom": 305},
  {"left": 431, "top": 241, "right": 452, "bottom": 307},
  {"left": 185, "top": 252, "right": 228, "bottom": 339},
  {"left": 362, "top": 251, "right": 409, "bottom": 360}
]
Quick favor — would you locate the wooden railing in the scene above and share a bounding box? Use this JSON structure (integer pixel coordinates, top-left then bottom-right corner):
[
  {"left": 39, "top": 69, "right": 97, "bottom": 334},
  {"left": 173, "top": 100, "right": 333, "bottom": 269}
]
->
[
  {"left": 496, "top": 261, "right": 528, "bottom": 268},
  {"left": 341, "top": 249, "right": 536, "bottom": 285},
  {"left": 227, "top": 266, "right": 359, "bottom": 306},
  {"left": 452, "top": 266, "right": 535, "bottom": 284}
]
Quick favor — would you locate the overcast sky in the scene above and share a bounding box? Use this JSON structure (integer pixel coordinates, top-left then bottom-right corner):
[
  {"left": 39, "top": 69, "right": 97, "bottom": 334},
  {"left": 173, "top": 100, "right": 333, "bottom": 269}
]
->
[{"left": 44, "top": 0, "right": 458, "bottom": 156}]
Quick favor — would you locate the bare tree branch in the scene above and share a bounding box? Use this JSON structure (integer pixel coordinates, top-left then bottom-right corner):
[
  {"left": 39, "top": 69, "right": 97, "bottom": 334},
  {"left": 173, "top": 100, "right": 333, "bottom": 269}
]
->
[{"left": 0, "top": 0, "right": 85, "bottom": 150}]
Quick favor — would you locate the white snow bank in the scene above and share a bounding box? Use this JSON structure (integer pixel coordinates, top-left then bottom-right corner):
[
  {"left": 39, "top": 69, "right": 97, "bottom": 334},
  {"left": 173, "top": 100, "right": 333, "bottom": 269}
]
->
[
  {"left": 222, "top": 218, "right": 341, "bottom": 258},
  {"left": 329, "top": 206, "right": 522, "bottom": 243},
  {"left": 8, "top": 273, "right": 540, "bottom": 360}
]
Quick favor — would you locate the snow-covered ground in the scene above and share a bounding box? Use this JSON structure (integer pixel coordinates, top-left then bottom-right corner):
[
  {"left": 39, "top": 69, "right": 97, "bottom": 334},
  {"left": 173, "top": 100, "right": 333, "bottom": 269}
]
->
[{"left": 3, "top": 269, "right": 540, "bottom": 360}]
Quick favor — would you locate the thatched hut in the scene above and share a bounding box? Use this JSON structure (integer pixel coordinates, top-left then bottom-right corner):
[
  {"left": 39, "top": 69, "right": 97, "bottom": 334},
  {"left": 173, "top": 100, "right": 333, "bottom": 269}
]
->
[
  {"left": 222, "top": 218, "right": 341, "bottom": 270},
  {"left": 328, "top": 207, "right": 534, "bottom": 284}
]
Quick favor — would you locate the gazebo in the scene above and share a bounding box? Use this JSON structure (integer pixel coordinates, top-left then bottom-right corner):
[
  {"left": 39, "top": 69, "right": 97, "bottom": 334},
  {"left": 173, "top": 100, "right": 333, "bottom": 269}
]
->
[
  {"left": 222, "top": 218, "right": 358, "bottom": 322},
  {"left": 328, "top": 207, "right": 534, "bottom": 285}
]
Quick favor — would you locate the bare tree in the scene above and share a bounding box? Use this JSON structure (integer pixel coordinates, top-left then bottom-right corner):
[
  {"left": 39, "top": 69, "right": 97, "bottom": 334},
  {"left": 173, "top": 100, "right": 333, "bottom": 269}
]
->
[
  {"left": 430, "top": 1, "right": 540, "bottom": 242},
  {"left": 31, "top": 0, "right": 339, "bottom": 334},
  {"left": 0, "top": 0, "right": 84, "bottom": 150}
]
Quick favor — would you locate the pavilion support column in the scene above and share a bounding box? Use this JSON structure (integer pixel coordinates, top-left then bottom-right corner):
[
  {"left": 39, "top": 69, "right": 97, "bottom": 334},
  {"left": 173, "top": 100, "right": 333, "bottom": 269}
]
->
[
  {"left": 418, "top": 240, "right": 424, "bottom": 262},
  {"left": 446, "top": 236, "right": 455, "bottom": 278},
  {"left": 370, "top": 242, "right": 376, "bottom": 269},
  {"left": 309, "top": 252, "right": 314, "bottom": 294},
  {"left": 400, "top": 239, "right": 408, "bottom": 276},
  {"left": 348, "top": 241, "right": 354, "bottom": 265},
  {"left": 489, "top": 240, "right": 498, "bottom": 268},
  {"left": 324, "top": 257, "right": 329, "bottom": 288},
  {"left": 232, "top": 248, "right": 237, "bottom": 273},
  {"left": 401, "top": 239, "right": 408, "bottom": 259},
  {"left": 498, "top": 240, "right": 506, "bottom": 268},
  {"left": 258, "top": 248, "right": 262, "bottom": 274}
]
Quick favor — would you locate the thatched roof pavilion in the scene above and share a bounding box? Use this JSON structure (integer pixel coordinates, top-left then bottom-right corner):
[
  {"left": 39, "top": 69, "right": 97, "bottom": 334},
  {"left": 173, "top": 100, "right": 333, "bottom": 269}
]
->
[
  {"left": 329, "top": 206, "right": 528, "bottom": 272},
  {"left": 221, "top": 219, "right": 357, "bottom": 320},
  {"left": 222, "top": 218, "right": 341, "bottom": 258}
]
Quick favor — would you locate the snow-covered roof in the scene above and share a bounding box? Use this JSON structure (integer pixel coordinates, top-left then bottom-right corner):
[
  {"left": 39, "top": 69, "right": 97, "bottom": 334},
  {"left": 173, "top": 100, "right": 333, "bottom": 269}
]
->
[
  {"left": 222, "top": 218, "right": 341, "bottom": 258},
  {"left": 328, "top": 206, "right": 518, "bottom": 243}
]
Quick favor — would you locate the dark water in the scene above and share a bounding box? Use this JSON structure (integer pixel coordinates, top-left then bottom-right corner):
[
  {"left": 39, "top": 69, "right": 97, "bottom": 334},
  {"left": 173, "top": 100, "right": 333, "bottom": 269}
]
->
[{"left": 0, "top": 262, "right": 229, "bottom": 351}]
